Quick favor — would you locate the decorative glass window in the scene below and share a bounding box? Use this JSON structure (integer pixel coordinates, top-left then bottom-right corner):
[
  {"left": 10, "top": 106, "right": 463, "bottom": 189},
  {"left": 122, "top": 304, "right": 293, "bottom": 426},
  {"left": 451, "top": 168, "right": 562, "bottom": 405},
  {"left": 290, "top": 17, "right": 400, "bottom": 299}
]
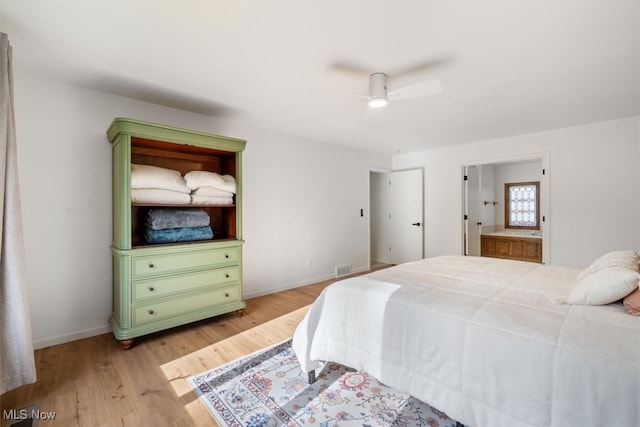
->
[{"left": 505, "top": 181, "right": 539, "bottom": 229}]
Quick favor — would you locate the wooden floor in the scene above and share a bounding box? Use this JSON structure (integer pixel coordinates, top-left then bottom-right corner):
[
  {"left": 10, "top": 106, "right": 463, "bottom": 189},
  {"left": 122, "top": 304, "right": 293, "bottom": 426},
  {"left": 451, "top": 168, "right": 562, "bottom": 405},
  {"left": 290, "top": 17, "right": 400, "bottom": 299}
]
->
[{"left": 0, "top": 268, "right": 388, "bottom": 427}]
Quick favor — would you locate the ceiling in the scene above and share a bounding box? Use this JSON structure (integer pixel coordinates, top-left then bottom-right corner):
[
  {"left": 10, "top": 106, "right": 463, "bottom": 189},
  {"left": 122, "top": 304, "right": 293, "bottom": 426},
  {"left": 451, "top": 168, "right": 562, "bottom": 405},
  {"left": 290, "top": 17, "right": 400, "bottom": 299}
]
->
[{"left": 2, "top": 1, "right": 639, "bottom": 154}]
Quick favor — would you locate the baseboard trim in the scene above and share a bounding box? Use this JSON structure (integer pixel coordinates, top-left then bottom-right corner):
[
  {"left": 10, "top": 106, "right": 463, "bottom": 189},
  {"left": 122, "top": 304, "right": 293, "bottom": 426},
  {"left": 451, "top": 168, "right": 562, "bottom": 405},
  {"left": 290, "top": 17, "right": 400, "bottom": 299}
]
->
[
  {"left": 32, "top": 325, "right": 112, "bottom": 350},
  {"left": 243, "top": 266, "right": 369, "bottom": 300}
]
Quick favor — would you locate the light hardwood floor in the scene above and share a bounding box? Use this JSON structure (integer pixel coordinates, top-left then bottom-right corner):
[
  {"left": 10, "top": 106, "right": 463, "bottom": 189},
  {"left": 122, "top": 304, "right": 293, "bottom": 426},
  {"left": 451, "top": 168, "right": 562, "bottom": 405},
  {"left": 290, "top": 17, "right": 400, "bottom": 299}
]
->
[{"left": 1, "top": 268, "right": 389, "bottom": 427}]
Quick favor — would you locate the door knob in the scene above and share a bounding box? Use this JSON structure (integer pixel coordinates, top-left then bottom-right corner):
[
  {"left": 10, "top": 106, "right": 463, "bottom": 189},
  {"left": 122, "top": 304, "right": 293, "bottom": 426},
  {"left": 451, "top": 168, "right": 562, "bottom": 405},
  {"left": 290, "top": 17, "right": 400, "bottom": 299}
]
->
[{"left": 412, "top": 222, "right": 422, "bottom": 226}]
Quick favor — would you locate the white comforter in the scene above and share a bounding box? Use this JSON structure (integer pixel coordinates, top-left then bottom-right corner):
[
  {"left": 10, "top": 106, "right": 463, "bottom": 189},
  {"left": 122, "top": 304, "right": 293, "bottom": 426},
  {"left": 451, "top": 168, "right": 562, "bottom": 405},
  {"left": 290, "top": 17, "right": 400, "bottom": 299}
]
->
[{"left": 292, "top": 255, "right": 640, "bottom": 427}]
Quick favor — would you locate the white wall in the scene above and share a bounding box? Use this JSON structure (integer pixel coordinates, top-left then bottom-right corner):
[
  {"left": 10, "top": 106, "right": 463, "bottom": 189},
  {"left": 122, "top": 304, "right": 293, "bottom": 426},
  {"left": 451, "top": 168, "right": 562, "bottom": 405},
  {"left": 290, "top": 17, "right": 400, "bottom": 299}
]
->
[
  {"left": 14, "top": 71, "right": 390, "bottom": 348},
  {"left": 241, "top": 127, "right": 389, "bottom": 295},
  {"left": 393, "top": 116, "right": 640, "bottom": 268}
]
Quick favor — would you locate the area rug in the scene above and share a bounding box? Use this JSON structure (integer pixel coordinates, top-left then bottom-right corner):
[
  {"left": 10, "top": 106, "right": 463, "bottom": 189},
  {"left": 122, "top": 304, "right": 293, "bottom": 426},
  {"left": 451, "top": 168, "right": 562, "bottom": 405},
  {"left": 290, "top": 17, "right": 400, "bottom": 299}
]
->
[{"left": 188, "top": 339, "right": 460, "bottom": 427}]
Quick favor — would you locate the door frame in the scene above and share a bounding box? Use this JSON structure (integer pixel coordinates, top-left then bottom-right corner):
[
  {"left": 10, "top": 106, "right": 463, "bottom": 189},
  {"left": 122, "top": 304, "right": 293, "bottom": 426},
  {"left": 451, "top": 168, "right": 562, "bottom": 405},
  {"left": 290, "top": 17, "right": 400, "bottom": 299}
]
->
[
  {"left": 463, "top": 165, "right": 482, "bottom": 256},
  {"left": 368, "top": 166, "right": 392, "bottom": 269},
  {"left": 461, "top": 152, "right": 551, "bottom": 264}
]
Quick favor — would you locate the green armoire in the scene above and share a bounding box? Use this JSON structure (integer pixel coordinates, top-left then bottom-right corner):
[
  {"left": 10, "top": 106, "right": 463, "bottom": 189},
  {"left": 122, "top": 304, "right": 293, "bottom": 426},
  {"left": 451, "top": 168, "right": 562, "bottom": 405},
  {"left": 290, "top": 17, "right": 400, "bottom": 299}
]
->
[{"left": 107, "top": 118, "right": 246, "bottom": 349}]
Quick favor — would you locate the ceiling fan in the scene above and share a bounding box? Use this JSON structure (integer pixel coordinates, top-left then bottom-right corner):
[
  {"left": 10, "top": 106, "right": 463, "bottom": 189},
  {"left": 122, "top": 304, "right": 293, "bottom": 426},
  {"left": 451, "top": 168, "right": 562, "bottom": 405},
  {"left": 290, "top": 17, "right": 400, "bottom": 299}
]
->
[
  {"left": 328, "top": 57, "right": 448, "bottom": 108},
  {"left": 365, "top": 72, "right": 442, "bottom": 108}
]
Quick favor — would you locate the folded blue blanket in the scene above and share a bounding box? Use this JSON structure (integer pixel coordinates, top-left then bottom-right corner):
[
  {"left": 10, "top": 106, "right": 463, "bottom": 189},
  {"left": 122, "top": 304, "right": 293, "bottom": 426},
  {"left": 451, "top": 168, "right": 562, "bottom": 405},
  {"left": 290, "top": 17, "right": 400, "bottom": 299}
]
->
[
  {"left": 144, "top": 226, "right": 214, "bottom": 244},
  {"left": 146, "top": 208, "right": 210, "bottom": 230}
]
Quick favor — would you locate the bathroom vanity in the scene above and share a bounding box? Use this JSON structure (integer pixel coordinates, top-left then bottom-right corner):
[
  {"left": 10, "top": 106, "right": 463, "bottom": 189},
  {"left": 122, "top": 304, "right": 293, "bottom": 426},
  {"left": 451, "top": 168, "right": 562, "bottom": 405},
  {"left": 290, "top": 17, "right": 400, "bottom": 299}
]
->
[{"left": 481, "top": 232, "right": 542, "bottom": 263}]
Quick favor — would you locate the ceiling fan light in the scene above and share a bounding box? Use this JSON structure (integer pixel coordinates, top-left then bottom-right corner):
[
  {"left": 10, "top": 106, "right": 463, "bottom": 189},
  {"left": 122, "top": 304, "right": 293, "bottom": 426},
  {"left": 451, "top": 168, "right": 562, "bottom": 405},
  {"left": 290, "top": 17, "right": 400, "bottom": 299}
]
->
[{"left": 369, "top": 97, "right": 388, "bottom": 108}]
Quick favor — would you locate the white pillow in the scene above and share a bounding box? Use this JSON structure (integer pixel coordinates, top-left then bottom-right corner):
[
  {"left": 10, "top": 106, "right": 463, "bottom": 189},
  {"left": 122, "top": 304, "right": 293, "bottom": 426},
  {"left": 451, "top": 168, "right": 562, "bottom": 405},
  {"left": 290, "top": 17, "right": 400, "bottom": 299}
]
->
[
  {"left": 574, "top": 250, "right": 639, "bottom": 283},
  {"left": 567, "top": 267, "right": 640, "bottom": 305},
  {"left": 131, "top": 164, "right": 190, "bottom": 193}
]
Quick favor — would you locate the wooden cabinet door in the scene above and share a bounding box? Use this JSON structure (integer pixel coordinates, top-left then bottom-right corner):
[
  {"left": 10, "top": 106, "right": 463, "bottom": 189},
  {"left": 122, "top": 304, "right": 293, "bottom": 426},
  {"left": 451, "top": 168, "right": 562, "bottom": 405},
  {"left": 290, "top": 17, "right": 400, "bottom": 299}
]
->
[
  {"left": 481, "top": 236, "right": 496, "bottom": 256},
  {"left": 496, "top": 239, "right": 509, "bottom": 257},
  {"left": 522, "top": 240, "right": 542, "bottom": 263},
  {"left": 508, "top": 240, "right": 523, "bottom": 258}
]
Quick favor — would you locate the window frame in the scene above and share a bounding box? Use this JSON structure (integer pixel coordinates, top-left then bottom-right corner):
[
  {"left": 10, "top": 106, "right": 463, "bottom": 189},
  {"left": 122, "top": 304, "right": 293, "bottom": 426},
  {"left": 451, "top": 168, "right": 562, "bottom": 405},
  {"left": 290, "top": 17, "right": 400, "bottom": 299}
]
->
[{"left": 504, "top": 181, "right": 540, "bottom": 230}]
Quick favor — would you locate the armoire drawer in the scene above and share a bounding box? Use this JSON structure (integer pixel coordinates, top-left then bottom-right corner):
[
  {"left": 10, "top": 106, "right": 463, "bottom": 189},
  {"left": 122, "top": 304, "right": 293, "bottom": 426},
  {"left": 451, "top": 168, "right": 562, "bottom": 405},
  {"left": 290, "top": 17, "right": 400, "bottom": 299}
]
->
[
  {"left": 132, "top": 285, "right": 241, "bottom": 326},
  {"left": 131, "top": 246, "right": 240, "bottom": 278},
  {"left": 132, "top": 266, "right": 239, "bottom": 302}
]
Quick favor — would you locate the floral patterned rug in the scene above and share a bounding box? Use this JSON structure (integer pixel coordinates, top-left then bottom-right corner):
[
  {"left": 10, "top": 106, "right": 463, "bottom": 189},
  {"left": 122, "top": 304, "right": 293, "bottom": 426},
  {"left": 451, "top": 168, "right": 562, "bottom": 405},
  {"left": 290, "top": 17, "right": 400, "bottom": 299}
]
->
[{"left": 188, "top": 339, "right": 459, "bottom": 427}]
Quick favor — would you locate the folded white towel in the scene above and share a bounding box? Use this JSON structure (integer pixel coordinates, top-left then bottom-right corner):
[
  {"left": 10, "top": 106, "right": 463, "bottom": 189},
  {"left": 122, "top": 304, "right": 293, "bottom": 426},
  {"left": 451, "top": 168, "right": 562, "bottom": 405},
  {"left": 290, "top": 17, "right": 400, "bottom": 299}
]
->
[
  {"left": 184, "top": 170, "right": 236, "bottom": 193},
  {"left": 131, "top": 188, "right": 191, "bottom": 204},
  {"left": 131, "top": 164, "right": 190, "bottom": 194},
  {"left": 190, "top": 195, "right": 234, "bottom": 205},
  {"left": 191, "top": 186, "right": 234, "bottom": 198}
]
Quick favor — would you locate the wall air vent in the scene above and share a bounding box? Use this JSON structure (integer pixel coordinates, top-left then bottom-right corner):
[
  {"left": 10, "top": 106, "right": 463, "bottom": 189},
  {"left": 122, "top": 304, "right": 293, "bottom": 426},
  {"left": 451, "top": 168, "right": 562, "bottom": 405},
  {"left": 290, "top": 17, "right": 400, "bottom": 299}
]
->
[{"left": 335, "top": 263, "right": 352, "bottom": 278}]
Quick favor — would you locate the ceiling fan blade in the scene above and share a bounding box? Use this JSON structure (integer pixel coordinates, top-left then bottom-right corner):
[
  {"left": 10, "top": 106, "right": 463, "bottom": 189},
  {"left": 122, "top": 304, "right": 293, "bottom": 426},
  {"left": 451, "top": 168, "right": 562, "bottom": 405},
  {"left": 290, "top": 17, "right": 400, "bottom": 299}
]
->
[
  {"left": 388, "top": 79, "right": 442, "bottom": 100},
  {"left": 328, "top": 88, "right": 370, "bottom": 100},
  {"left": 389, "top": 55, "right": 453, "bottom": 79},
  {"left": 328, "top": 60, "right": 374, "bottom": 76}
]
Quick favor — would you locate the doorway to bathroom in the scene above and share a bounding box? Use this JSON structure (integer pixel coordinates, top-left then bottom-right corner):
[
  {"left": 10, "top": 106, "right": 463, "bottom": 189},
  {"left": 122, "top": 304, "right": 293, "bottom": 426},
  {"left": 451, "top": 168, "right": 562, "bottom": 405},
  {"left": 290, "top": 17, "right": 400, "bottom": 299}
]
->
[{"left": 462, "top": 153, "right": 550, "bottom": 264}]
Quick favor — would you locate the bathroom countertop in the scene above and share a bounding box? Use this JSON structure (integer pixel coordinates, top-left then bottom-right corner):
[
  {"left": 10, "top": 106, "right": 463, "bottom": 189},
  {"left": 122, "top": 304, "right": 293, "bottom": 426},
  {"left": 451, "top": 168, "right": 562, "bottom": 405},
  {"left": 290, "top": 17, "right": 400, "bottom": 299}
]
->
[{"left": 482, "top": 230, "right": 542, "bottom": 239}]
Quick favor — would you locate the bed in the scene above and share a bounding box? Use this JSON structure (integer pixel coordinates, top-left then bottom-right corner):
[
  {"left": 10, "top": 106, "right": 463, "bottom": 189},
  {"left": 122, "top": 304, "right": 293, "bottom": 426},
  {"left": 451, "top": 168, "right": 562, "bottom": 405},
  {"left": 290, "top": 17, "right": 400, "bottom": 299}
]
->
[{"left": 292, "top": 254, "right": 640, "bottom": 427}]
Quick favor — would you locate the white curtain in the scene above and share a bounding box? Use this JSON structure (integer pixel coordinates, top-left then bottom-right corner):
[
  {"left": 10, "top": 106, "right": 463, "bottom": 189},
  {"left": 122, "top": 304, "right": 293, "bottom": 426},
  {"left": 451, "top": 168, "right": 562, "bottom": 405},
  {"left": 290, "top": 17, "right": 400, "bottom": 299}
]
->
[{"left": 0, "top": 32, "right": 36, "bottom": 394}]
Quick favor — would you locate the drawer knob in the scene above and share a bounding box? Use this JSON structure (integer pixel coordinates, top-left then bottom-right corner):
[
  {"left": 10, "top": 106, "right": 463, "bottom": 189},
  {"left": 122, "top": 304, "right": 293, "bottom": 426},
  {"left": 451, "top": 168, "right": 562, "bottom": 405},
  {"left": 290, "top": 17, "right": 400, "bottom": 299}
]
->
[
  {"left": 225, "top": 274, "right": 230, "bottom": 278},
  {"left": 225, "top": 254, "right": 229, "bottom": 259},
  {"left": 225, "top": 293, "right": 229, "bottom": 298},
  {"left": 149, "top": 263, "right": 155, "bottom": 269},
  {"left": 148, "top": 309, "right": 155, "bottom": 315},
  {"left": 149, "top": 286, "right": 155, "bottom": 292}
]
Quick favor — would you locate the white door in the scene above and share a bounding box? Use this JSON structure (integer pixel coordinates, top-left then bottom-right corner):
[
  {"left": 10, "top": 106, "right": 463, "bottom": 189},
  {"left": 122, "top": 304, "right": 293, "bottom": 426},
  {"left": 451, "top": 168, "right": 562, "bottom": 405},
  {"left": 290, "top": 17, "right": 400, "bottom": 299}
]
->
[
  {"left": 388, "top": 169, "right": 424, "bottom": 264},
  {"left": 466, "top": 166, "right": 481, "bottom": 256}
]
